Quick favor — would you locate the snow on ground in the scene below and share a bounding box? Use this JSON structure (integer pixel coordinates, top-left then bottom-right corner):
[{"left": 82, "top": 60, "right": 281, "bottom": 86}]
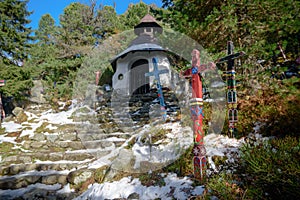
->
[
  {"left": 1, "top": 121, "right": 22, "bottom": 133},
  {"left": 0, "top": 134, "right": 17, "bottom": 144},
  {"left": 0, "top": 102, "right": 249, "bottom": 199},
  {"left": 87, "top": 121, "right": 193, "bottom": 171},
  {"left": 132, "top": 122, "right": 193, "bottom": 170},
  {"left": 75, "top": 173, "right": 205, "bottom": 200}
]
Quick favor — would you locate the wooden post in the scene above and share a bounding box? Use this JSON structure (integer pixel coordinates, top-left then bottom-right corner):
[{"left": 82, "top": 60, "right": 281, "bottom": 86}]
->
[
  {"left": 217, "top": 41, "right": 245, "bottom": 137},
  {"left": 183, "top": 49, "right": 215, "bottom": 182},
  {"left": 0, "top": 80, "right": 6, "bottom": 127},
  {"left": 95, "top": 71, "right": 101, "bottom": 86}
]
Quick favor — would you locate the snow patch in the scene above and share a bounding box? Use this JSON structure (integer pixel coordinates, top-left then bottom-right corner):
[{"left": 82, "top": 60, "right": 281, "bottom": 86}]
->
[{"left": 75, "top": 173, "right": 204, "bottom": 200}]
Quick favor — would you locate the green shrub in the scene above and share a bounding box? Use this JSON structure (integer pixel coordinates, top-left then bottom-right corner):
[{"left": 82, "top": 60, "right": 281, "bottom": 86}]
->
[
  {"left": 206, "top": 173, "right": 246, "bottom": 200},
  {"left": 239, "top": 136, "right": 300, "bottom": 199}
]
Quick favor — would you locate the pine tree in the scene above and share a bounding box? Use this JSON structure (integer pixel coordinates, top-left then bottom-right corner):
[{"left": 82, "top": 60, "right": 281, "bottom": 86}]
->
[
  {"left": 121, "top": 2, "right": 149, "bottom": 29},
  {"left": 0, "top": 0, "right": 32, "bottom": 64},
  {"left": 35, "top": 14, "right": 56, "bottom": 45},
  {"left": 94, "top": 5, "right": 122, "bottom": 39},
  {"left": 0, "top": 0, "right": 33, "bottom": 99}
]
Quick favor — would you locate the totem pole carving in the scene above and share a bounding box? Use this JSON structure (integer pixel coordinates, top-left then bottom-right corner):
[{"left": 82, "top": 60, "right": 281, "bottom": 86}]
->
[
  {"left": 145, "top": 57, "right": 169, "bottom": 121},
  {"left": 217, "top": 41, "right": 245, "bottom": 137},
  {"left": 183, "top": 49, "right": 215, "bottom": 181}
]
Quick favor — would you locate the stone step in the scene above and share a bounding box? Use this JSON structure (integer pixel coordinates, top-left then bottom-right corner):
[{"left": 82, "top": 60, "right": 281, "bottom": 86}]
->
[
  {"left": 0, "top": 151, "right": 94, "bottom": 167},
  {"left": 0, "top": 184, "right": 77, "bottom": 200},
  {"left": 0, "top": 170, "right": 70, "bottom": 190},
  {"left": 0, "top": 161, "right": 89, "bottom": 176}
]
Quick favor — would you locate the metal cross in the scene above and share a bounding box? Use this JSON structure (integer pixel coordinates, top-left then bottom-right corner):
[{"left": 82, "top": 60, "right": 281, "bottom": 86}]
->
[{"left": 145, "top": 57, "right": 169, "bottom": 120}]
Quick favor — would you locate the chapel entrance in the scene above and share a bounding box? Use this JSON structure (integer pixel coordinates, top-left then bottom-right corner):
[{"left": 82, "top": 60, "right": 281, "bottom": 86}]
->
[{"left": 130, "top": 59, "right": 150, "bottom": 94}]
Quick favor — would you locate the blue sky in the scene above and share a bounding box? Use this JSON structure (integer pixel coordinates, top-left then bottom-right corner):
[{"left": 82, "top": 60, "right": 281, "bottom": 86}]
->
[{"left": 27, "top": 0, "right": 163, "bottom": 29}]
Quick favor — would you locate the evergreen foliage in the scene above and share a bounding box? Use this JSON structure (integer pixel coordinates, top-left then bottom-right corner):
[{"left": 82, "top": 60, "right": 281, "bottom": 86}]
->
[
  {"left": 0, "top": 0, "right": 33, "bottom": 99},
  {"left": 0, "top": 0, "right": 32, "bottom": 64},
  {"left": 161, "top": 0, "right": 300, "bottom": 57}
]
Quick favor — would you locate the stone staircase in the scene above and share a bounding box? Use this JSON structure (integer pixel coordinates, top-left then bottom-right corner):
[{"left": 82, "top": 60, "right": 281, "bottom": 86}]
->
[{"left": 0, "top": 86, "right": 184, "bottom": 199}]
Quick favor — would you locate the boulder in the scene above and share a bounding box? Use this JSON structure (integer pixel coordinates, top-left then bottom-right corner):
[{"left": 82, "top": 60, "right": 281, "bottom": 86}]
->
[
  {"left": 12, "top": 107, "right": 23, "bottom": 116},
  {"left": 67, "top": 169, "right": 94, "bottom": 185},
  {"left": 29, "top": 80, "right": 47, "bottom": 104},
  {"left": 12, "top": 107, "right": 28, "bottom": 123}
]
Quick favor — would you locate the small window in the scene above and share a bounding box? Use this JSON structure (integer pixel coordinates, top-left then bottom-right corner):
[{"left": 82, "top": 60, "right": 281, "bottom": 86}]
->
[{"left": 118, "top": 74, "right": 123, "bottom": 80}]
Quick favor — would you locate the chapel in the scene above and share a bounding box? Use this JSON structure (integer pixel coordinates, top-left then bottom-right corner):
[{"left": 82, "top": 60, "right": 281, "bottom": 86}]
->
[{"left": 110, "top": 14, "right": 171, "bottom": 95}]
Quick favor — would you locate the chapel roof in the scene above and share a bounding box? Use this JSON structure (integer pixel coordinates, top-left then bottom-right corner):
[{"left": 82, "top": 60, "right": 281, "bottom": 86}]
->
[
  {"left": 110, "top": 14, "right": 165, "bottom": 71},
  {"left": 110, "top": 43, "right": 166, "bottom": 71},
  {"left": 140, "top": 14, "right": 158, "bottom": 23},
  {"left": 134, "top": 14, "right": 163, "bottom": 35}
]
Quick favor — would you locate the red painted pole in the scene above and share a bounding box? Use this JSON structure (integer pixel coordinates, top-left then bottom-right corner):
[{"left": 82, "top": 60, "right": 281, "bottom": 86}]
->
[
  {"left": 0, "top": 81, "right": 6, "bottom": 127},
  {"left": 95, "top": 71, "right": 101, "bottom": 86},
  {"left": 183, "top": 49, "right": 213, "bottom": 181}
]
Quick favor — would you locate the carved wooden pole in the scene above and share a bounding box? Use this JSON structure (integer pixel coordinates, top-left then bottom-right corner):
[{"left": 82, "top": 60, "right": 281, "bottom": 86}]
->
[
  {"left": 95, "top": 71, "right": 101, "bottom": 86},
  {"left": 217, "top": 41, "right": 245, "bottom": 137},
  {"left": 0, "top": 80, "right": 6, "bottom": 127},
  {"left": 183, "top": 49, "right": 215, "bottom": 181}
]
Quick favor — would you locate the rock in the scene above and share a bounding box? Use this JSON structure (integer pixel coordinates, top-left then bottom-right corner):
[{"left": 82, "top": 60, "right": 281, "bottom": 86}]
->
[
  {"left": 30, "top": 141, "right": 45, "bottom": 149},
  {"left": 64, "top": 152, "right": 93, "bottom": 161},
  {"left": 59, "top": 132, "right": 77, "bottom": 141},
  {"left": 46, "top": 134, "right": 59, "bottom": 143},
  {"left": 24, "top": 175, "right": 41, "bottom": 184},
  {"left": 22, "top": 188, "right": 49, "bottom": 200},
  {"left": 32, "top": 132, "right": 46, "bottom": 141},
  {"left": 128, "top": 192, "right": 140, "bottom": 200},
  {"left": 67, "top": 169, "right": 94, "bottom": 185},
  {"left": 0, "top": 179, "right": 15, "bottom": 190},
  {"left": 23, "top": 141, "right": 31, "bottom": 149},
  {"left": 56, "top": 141, "right": 70, "bottom": 148},
  {"left": 49, "top": 152, "right": 64, "bottom": 161},
  {"left": 15, "top": 178, "right": 29, "bottom": 188},
  {"left": 68, "top": 141, "right": 85, "bottom": 150},
  {"left": 29, "top": 80, "right": 47, "bottom": 104},
  {"left": 12, "top": 107, "right": 24, "bottom": 116},
  {"left": 19, "top": 156, "right": 32, "bottom": 163},
  {"left": 12, "top": 107, "right": 28, "bottom": 123},
  {"left": 57, "top": 175, "right": 68, "bottom": 185},
  {"left": 42, "top": 175, "right": 58, "bottom": 185},
  {"left": 3, "top": 155, "right": 18, "bottom": 163},
  {"left": 25, "top": 164, "right": 37, "bottom": 172},
  {"left": 109, "top": 149, "right": 134, "bottom": 174},
  {"left": 9, "top": 164, "right": 22, "bottom": 175}
]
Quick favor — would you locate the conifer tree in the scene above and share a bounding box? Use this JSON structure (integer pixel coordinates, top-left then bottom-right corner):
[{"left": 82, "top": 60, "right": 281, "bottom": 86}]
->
[
  {"left": 0, "top": 0, "right": 32, "bottom": 64},
  {"left": 0, "top": 0, "right": 33, "bottom": 99}
]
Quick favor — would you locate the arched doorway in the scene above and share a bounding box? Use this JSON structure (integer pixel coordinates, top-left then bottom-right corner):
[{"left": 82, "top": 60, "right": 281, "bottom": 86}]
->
[{"left": 130, "top": 59, "right": 150, "bottom": 94}]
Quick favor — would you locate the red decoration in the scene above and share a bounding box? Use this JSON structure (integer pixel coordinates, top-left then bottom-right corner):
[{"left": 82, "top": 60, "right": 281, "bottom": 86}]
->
[{"left": 183, "top": 49, "right": 215, "bottom": 182}]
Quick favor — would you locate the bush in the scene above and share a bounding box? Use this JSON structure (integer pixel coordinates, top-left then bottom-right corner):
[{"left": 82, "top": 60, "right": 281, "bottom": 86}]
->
[
  {"left": 206, "top": 173, "right": 246, "bottom": 200},
  {"left": 238, "top": 136, "right": 300, "bottom": 199}
]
